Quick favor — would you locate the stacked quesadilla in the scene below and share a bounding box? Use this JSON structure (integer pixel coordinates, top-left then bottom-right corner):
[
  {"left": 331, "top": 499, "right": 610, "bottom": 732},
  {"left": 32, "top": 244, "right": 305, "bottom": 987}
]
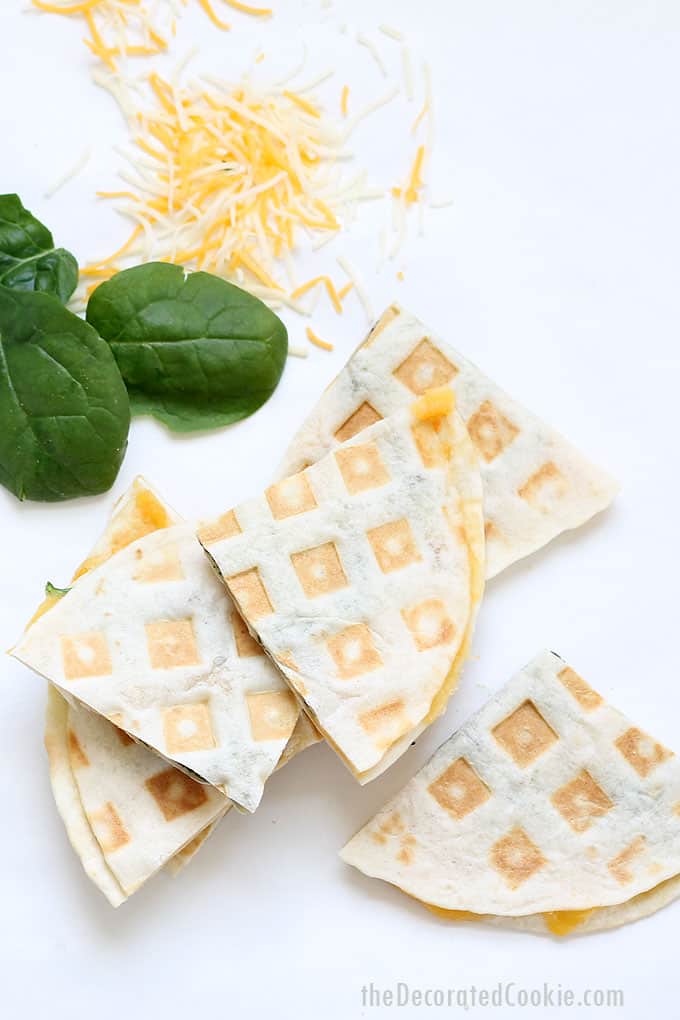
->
[
  {"left": 200, "top": 388, "right": 485, "bottom": 781},
  {"left": 341, "top": 651, "right": 680, "bottom": 936}
]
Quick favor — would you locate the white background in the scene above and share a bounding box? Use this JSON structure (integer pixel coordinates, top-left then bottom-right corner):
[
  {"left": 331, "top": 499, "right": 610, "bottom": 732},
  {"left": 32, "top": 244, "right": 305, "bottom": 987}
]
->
[{"left": 1, "top": 2, "right": 679, "bottom": 1018}]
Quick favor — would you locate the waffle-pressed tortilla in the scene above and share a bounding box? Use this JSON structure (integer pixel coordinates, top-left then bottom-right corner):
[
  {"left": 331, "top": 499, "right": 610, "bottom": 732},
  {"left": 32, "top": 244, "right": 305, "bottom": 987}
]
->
[
  {"left": 199, "top": 390, "right": 485, "bottom": 782},
  {"left": 15, "top": 520, "right": 301, "bottom": 813},
  {"left": 39, "top": 479, "right": 228, "bottom": 904},
  {"left": 281, "top": 305, "right": 618, "bottom": 578},
  {"left": 66, "top": 696, "right": 228, "bottom": 898},
  {"left": 37, "top": 478, "right": 315, "bottom": 903},
  {"left": 341, "top": 650, "right": 680, "bottom": 936}
]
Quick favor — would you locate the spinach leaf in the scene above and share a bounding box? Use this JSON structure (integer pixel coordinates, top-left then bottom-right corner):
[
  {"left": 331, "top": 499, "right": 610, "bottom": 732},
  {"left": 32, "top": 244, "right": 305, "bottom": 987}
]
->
[
  {"left": 0, "top": 287, "right": 130, "bottom": 502},
  {"left": 45, "top": 582, "right": 71, "bottom": 597},
  {"left": 0, "top": 195, "right": 79, "bottom": 304},
  {"left": 86, "top": 263, "right": 288, "bottom": 433}
]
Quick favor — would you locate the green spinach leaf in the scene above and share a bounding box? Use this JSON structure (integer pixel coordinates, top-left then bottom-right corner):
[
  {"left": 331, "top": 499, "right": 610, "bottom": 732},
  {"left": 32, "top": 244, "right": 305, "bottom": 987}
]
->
[
  {"left": 0, "top": 287, "right": 130, "bottom": 502},
  {"left": 86, "top": 263, "right": 288, "bottom": 433},
  {"left": 0, "top": 195, "right": 79, "bottom": 303},
  {"left": 45, "top": 582, "right": 71, "bottom": 597}
]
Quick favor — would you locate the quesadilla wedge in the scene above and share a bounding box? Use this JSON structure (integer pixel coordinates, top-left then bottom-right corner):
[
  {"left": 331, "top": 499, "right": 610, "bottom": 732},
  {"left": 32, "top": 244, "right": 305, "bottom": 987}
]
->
[
  {"left": 281, "top": 305, "right": 618, "bottom": 578},
  {"left": 39, "top": 478, "right": 227, "bottom": 905},
  {"left": 341, "top": 650, "right": 680, "bottom": 936},
  {"left": 199, "top": 388, "right": 484, "bottom": 783}
]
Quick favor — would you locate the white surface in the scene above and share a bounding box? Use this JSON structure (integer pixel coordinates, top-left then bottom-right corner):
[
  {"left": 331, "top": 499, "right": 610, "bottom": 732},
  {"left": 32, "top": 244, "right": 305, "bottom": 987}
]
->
[{"left": 1, "top": 2, "right": 678, "bottom": 1018}]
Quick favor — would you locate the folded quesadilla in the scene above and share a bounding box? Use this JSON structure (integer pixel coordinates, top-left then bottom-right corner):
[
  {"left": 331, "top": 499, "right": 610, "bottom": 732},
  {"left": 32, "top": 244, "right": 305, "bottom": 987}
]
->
[
  {"left": 39, "top": 479, "right": 228, "bottom": 905},
  {"left": 280, "top": 305, "right": 618, "bottom": 578},
  {"left": 341, "top": 650, "right": 680, "bottom": 935},
  {"left": 199, "top": 389, "right": 485, "bottom": 782}
]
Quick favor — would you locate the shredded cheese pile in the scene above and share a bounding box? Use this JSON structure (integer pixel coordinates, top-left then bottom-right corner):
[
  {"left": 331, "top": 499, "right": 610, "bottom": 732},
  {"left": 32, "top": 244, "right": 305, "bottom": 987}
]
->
[
  {"left": 82, "top": 71, "right": 383, "bottom": 322},
  {"left": 31, "top": 0, "right": 272, "bottom": 70}
]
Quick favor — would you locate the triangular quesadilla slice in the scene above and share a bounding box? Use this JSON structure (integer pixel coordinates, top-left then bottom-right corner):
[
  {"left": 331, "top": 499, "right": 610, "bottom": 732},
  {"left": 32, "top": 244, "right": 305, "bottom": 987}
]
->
[
  {"left": 65, "top": 695, "right": 229, "bottom": 899},
  {"left": 280, "top": 305, "right": 618, "bottom": 578},
  {"left": 15, "top": 511, "right": 301, "bottom": 813},
  {"left": 199, "top": 389, "right": 485, "bottom": 783},
  {"left": 341, "top": 650, "right": 680, "bottom": 936},
  {"left": 38, "top": 479, "right": 227, "bottom": 904}
]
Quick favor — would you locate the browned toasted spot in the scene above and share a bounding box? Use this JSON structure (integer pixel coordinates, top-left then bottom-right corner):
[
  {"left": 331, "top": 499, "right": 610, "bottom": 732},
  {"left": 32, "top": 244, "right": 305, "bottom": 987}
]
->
[
  {"left": 266, "top": 471, "right": 317, "bottom": 520},
  {"left": 326, "top": 623, "right": 383, "bottom": 679},
  {"left": 163, "top": 703, "right": 216, "bottom": 754},
  {"left": 108, "top": 713, "right": 135, "bottom": 746},
  {"left": 359, "top": 700, "right": 406, "bottom": 737},
  {"left": 411, "top": 420, "right": 449, "bottom": 468},
  {"left": 518, "top": 461, "right": 568, "bottom": 512},
  {"left": 246, "top": 690, "right": 298, "bottom": 742},
  {"left": 89, "top": 802, "right": 131, "bottom": 854},
  {"left": 558, "top": 666, "right": 603, "bottom": 711},
  {"left": 361, "top": 304, "right": 401, "bottom": 348},
  {"left": 490, "top": 826, "right": 546, "bottom": 889},
  {"left": 367, "top": 519, "right": 421, "bottom": 574},
  {"left": 608, "top": 836, "right": 647, "bottom": 885},
  {"left": 402, "top": 599, "right": 456, "bottom": 651},
  {"left": 145, "top": 619, "right": 201, "bottom": 670},
  {"left": 428, "top": 757, "right": 491, "bottom": 820},
  {"left": 492, "top": 700, "right": 559, "bottom": 767},
  {"left": 146, "top": 768, "right": 209, "bottom": 822},
  {"left": 61, "top": 632, "right": 112, "bottom": 681},
  {"left": 335, "top": 441, "right": 391, "bottom": 495},
  {"left": 551, "top": 769, "right": 614, "bottom": 833},
  {"left": 197, "top": 510, "right": 241, "bottom": 546},
  {"left": 614, "top": 727, "right": 673, "bottom": 778},
  {"left": 393, "top": 338, "right": 458, "bottom": 395},
  {"left": 227, "top": 568, "right": 274, "bottom": 620},
  {"left": 467, "top": 400, "right": 519, "bottom": 463},
  {"left": 231, "top": 609, "right": 264, "bottom": 657},
  {"left": 334, "top": 402, "right": 383, "bottom": 442},
  {"left": 67, "top": 729, "right": 89, "bottom": 768},
  {"left": 291, "top": 542, "right": 349, "bottom": 598}
]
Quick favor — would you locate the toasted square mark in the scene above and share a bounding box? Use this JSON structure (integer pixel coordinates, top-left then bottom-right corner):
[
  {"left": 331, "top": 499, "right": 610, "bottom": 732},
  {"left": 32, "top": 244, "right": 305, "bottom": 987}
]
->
[
  {"left": 335, "top": 442, "right": 391, "bottom": 495},
  {"left": 231, "top": 609, "right": 263, "bottom": 657},
  {"left": 358, "top": 700, "right": 408, "bottom": 747},
  {"left": 428, "top": 757, "right": 491, "bottom": 820},
  {"left": 291, "top": 542, "right": 348, "bottom": 598},
  {"left": 61, "top": 632, "right": 112, "bottom": 681},
  {"left": 67, "top": 729, "right": 89, "bottom": 769},
  {"left": 608, "top": 836, "right": 646, "bottom": 885},
  {"left": 327, "top": 624, "right": 383, "bottom": 679},
  {"left": 133, "top": 543, "right": 184, "bottom": 584},
  {"left": 145, "top": 768, "right": 209, "bottom": 822},
  {"left": 246, "top": 690, "right": 298, "bottom": 742},
  {"left": 493, "top": 700, "right": 558, "bottom": 767},
  {"left": 558, "top": 666, "right": 603, "bottom": 712},
  {"left": 402, "top": 599, "right": 456, "bottom": 651},
  {"left": 266, "top": 472, "right": 317, "bottom": 520},
  {"left": 362, "top": 305, "right": 401, "bottom": 348},
  {"left": 490, "top": 826, "right": 546, "bottom": 889},
  {"left": 197, "top": 510, "right": 241, "bottom": 546},
  {"left": 518, "top": 461, "right": 568, "bottom": 512},
  {"left": 411, "top": 420, "right": 448, "bottom": 468},
  {"left": 334, "top": 402, "right": 383, "bottom": 442},
  {"left": 467, "top": 400, "right": 519, "bottom": 463},
  {"left": 367, "top": 519, "right": 421, "bottom": 574},
  {"left": 551, "top": 769, "right": 614, "bottom": 833},
  {"left": 108, "top": 713, "right": 135, "bottom": 746},
  {"left": 145, "top": 619, "right": 201, "bottom": 670},
  {"left": 393, "top": 338, "right": 458, "bottom": 395},
  {"left": 228, "top": 568, "right": 273, "bottom": 620},
  {"left": 614, "top": 727, "right": 673, "bottom": 778},
  {"left": 89, "top": 802, "right": 130, "bottom": 854},
  {"left": 163, "top": 703, "right": 216, "bottom": 754}
]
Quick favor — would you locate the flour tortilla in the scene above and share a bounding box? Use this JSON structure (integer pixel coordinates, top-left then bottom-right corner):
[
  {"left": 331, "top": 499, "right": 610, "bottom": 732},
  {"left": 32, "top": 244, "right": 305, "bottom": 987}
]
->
[
  {"left": 341, "top": 650, "right": 680, "bottom": 935},
  {"left": 16, "top": 520, "right": 300, "bottom": 813},
  {"left": 200, "top": 392, "right": 484, "bottom": 781},
  {"left": 281, "top": 305, "right": 618, "bottom": 578}
]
